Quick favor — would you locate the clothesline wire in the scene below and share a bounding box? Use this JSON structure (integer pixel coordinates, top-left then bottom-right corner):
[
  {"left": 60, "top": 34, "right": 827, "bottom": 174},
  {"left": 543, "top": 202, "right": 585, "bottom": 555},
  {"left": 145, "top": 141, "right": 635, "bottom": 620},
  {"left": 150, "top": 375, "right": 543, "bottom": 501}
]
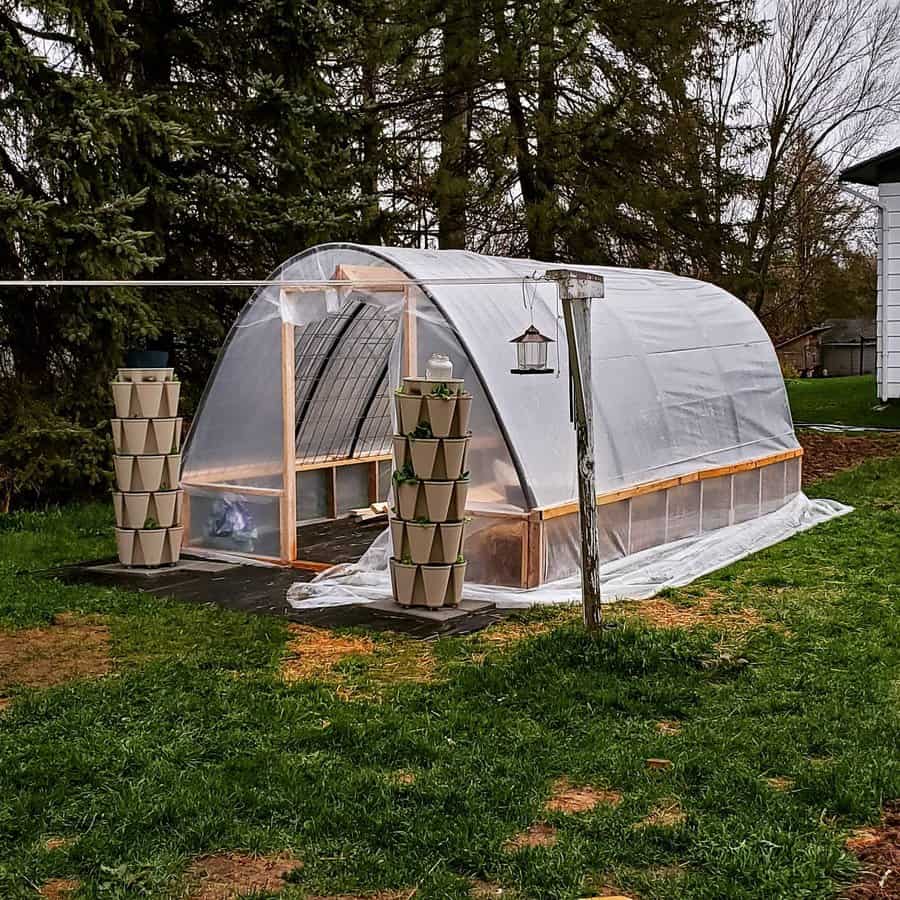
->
[{"left": 0, "top": 274, "right": 557, "bottom": 289}]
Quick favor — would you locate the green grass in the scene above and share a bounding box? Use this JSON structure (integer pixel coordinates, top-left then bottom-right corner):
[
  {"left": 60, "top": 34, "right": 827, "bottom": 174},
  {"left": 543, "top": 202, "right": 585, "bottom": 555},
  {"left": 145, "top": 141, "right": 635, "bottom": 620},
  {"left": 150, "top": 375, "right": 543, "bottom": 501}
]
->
[
  {"left": 1, "top": 458, "right": 900, "bottom": 898},
  {"left": 786, "top": 374, "right": 900, "bottom": 427}
]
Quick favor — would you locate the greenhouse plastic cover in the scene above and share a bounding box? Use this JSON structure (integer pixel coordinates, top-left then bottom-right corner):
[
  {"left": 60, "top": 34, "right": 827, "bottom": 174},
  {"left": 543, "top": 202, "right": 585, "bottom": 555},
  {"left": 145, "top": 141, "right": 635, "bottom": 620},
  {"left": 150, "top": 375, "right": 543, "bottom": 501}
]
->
[
  {"left": 178, "top": 242, "right": 852, "bottom": 603},
  {"left": 185, "top": 243, "right": 801, "bottom": 509}
]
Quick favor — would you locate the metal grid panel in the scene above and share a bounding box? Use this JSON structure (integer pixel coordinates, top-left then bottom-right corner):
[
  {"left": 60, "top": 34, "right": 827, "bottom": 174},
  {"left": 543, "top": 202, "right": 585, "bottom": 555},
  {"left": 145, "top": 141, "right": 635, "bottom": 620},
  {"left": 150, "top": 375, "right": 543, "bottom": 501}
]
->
[{"left": 293, "top": 298, "right": 398, "bottom": 465}]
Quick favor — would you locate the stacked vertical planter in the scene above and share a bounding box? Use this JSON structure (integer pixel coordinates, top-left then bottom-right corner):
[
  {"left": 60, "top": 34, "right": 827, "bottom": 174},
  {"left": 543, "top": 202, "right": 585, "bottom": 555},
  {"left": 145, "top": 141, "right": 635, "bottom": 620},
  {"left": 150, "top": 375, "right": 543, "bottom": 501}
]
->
[
  {"left": 389, "top": 377, "right": 471, "bottom": 608},
  {"left": 110, "top": 367, "right": 184, "bottom": 567}
]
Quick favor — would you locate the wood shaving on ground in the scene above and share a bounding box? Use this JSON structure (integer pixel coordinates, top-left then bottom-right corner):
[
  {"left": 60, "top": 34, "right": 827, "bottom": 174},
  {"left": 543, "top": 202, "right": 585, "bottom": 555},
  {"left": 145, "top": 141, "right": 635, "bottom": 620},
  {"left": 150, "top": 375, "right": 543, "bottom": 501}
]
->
[
  {"left": 798, "top": 432, "right": 900, "bottom": 486},
  {"left": 280, "top": 625, "right": 375, "bottom": 682},
  {"left": 624, "top": 592, "right": 763, "bottom": 632},
  {"left": 388, "top": 769, "right": 416, "bottom": 786},
  {"left": 305, "top": 893, "right": 413, "bottom": 900},
  {"left": 635, "top": 799, "right": 686, "bottom": 829},
  {"left": 470, "top": 880, "right": 517, "bottom": 897},
  {"left": 503, "top": 822, "right": 557, "bottom": 852},
  {"left": 0, "top": 613, "right": 111, "bottom": 691},
  {"left": 43, "top": 836, "right": 75, "bottom": 852},
  {"left": 843, "top": 802, "right": 900, "bottom": 899},
  {"left": 544, "top": 778, "right": 622, "bottom": 814},
  {"left": 184, "top": 852, "right": 302, "bottom": 900},
  {"left": 476, "top": 618, "right": 559, "bottom": 648},
  {"left": 38, "top": 880, "right": 80, "bottom": 899},
  {"left": 655, "top": 720, "right": 682, "bottom": 735},
  {"left": 765, "top": 776, "right": 795, "bottom": 791}
]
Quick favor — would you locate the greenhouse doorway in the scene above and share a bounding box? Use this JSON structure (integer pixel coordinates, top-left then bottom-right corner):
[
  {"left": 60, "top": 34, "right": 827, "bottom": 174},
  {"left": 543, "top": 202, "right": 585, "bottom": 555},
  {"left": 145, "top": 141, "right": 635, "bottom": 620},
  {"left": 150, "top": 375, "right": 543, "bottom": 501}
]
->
[{"left": 289, "top": 265, "right": 406, "bottom": 568}]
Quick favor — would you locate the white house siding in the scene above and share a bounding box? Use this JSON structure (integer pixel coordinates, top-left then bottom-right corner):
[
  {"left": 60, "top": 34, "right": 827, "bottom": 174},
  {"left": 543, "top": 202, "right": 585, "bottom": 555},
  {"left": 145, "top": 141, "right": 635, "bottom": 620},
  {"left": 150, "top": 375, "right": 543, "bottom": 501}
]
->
[{"left": 878, "top": 182, "right": 900, "bottom": 400}]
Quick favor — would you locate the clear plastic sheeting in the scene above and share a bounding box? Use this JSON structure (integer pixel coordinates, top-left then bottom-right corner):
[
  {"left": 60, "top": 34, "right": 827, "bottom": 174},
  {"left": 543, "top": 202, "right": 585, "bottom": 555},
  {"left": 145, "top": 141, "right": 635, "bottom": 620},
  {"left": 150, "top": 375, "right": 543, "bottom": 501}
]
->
[
  {"left": 179, "top": 241, "right": 845, "bottom": 593},
  {"left": 287, "top": 493, "right": 851, "bottom": 608}
]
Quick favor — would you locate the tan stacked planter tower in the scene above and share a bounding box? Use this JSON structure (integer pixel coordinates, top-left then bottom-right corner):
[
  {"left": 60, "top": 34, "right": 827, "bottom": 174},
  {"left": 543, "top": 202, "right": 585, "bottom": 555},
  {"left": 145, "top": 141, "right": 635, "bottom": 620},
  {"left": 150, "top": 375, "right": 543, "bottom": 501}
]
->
[
  {"left": 389, "top": 377, "right": 470, "bottom": 608},
  {"left": 111, "top": 367, "right": 184, "bottom": 567}
]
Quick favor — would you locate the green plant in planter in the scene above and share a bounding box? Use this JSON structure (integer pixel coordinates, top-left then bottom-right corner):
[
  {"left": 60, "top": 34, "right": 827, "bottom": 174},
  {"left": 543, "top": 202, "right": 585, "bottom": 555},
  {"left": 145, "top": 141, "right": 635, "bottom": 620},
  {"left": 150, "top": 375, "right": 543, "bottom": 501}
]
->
[
  {"left": 460, "top": 470, "right": 470, "bottom": 480},
  {"left": 144, "top": 516, "right": 159, "bottom": 529},
  {"left": 431, "top": 382, "right": 453, "bottom": 399},
  {"left": 392, "top": 462, "right": 418, "bottom": 485},
  {"left": 394, "top": 386, "right": 405, "bottom": 395},
  {"left": 409, "top": 422, "right": 434, "bottom": 439},
  {"left": 456, "top": 554, "right": 465, "bottom": 563},
  {"left": 401, "top": 554, "right": 413, "bottom": 565},
  {"left": 413, "top": 517, "right": 432, "bottom": 525}
]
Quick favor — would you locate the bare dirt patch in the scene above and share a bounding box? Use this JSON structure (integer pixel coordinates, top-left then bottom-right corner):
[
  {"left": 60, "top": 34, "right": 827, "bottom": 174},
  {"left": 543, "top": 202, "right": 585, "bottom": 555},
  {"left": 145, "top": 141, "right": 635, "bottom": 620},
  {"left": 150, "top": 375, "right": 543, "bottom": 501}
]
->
[
  {"left": 655, "top": 720, "right": 682, "bottom": 735},
  {"left": 0, "top": 613, "right": 111, "bottom": 691},
  {"left": 38, "top": 879, "right": 80, "bottom": 899},
  {"left": 545, "top": 778, "right": 622, "bottom": 814},
  {"left": 503, "top": 822, "right": 558, "bottom": 852},
  {"left": 624, "top": 592, "right": 762, "bottom": 634},
  {"left": 798, "top": 432, "right": 900, "bottom": 486},
  {"left": 184, "top": 852, "right": 302, "bottom": 899},
  {"left": 635, "top": 799, "right": 686, "bottom": 829},
  {"left": 843, "top": 803, "right": 900, "bottom": 899},
  {"left": 280, "top": 625, "right": 375, "bottom": 682}
]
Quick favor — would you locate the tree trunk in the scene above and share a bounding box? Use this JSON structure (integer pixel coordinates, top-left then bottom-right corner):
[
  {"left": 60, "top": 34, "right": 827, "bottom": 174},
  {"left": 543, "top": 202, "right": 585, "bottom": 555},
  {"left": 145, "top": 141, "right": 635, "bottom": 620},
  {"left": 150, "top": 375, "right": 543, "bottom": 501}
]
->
[{"left": 437, "top": 0, "right": 477, "bottom": 249}]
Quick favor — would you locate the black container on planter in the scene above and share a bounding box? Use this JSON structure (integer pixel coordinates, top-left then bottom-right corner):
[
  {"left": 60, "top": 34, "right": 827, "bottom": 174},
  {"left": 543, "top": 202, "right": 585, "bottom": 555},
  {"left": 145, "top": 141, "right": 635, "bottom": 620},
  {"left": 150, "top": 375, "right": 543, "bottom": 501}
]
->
[{"left": 126, "top": 349, "right": 169, "bottom": 368}]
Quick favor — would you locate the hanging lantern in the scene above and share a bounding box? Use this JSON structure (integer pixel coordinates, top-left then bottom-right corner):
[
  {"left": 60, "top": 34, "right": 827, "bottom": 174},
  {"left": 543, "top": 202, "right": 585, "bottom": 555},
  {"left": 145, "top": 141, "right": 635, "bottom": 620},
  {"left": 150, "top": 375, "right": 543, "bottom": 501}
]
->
[{"left": 510, "top": 324, "right": 555, "bottom": 374}]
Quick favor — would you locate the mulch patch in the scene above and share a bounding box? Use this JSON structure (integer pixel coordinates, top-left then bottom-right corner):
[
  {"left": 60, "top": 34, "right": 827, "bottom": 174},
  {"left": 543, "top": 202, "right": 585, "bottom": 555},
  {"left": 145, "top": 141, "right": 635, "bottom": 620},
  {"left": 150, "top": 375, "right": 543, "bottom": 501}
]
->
[
  {"left": 184, "top": 852, "right": 302, "bottom": 899},
  {"left": 0, "top": 613, "right": 111, "bottom": 692},
  {"left": 843, "top": 803, "right": 900, "bottom": 899},
  {"left": 798, "top": 432, "right": 900, "bottom": 486}
]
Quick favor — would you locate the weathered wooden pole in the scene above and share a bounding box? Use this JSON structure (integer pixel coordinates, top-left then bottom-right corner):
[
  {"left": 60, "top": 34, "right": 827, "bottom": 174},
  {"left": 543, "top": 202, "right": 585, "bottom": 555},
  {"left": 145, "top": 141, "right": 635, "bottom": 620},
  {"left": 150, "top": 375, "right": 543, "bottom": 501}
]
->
[{"left": 547, "top": 269, "right": 605, "bottom": 633}]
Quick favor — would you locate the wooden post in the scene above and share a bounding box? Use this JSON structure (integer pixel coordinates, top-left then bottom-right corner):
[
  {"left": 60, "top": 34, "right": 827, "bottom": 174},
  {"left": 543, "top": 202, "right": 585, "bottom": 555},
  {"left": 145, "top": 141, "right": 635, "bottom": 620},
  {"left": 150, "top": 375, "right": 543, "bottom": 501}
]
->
[
  {"left": 547, "top": 269, "right": 605, "bottom": 633},
  {"left": 402, "top": 285, "right": 417, "bottom": 376},
  {"left": 280, "top": 315, "right": 297, "bottom": 562}
]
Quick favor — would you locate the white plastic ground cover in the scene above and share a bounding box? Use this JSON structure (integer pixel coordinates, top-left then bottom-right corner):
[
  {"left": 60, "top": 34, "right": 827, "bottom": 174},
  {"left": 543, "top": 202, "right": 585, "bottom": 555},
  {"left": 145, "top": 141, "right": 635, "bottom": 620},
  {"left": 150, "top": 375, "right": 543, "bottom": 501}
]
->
[{"left": 287, "top": 493, "right": 851, "bottom": 609}]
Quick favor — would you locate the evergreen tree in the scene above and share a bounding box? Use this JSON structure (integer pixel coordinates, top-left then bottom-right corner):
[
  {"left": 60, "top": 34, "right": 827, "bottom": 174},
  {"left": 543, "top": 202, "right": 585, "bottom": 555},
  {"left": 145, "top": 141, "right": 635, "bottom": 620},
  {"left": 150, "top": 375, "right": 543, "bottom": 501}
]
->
[{"left": 0, "top": 0, "right": 374, "bottom": 507}]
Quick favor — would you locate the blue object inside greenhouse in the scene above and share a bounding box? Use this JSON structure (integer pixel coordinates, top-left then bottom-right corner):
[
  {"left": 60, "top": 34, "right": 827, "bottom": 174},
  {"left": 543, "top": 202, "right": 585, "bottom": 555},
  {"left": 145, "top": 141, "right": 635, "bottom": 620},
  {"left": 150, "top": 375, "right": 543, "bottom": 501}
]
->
[{"left": 206, "top": 498, "right": 258, "bottom": 551}]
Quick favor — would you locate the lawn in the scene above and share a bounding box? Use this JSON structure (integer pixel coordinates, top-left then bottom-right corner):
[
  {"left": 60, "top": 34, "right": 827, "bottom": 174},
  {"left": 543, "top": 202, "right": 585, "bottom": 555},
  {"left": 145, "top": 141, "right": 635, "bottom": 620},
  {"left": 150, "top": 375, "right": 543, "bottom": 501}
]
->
[
  {"left": 1, "top": 457, "right": 899, "bottom": 898},
  {"left": 786, "top": 374, "right": 900, "bottom": 428}
]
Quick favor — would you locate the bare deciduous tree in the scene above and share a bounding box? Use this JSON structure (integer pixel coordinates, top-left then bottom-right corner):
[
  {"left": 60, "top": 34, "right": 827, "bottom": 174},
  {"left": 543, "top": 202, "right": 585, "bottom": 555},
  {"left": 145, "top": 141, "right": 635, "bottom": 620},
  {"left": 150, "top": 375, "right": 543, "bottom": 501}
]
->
[{"left": 740, "top": 0, "right": 900, "bottom": 315}]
